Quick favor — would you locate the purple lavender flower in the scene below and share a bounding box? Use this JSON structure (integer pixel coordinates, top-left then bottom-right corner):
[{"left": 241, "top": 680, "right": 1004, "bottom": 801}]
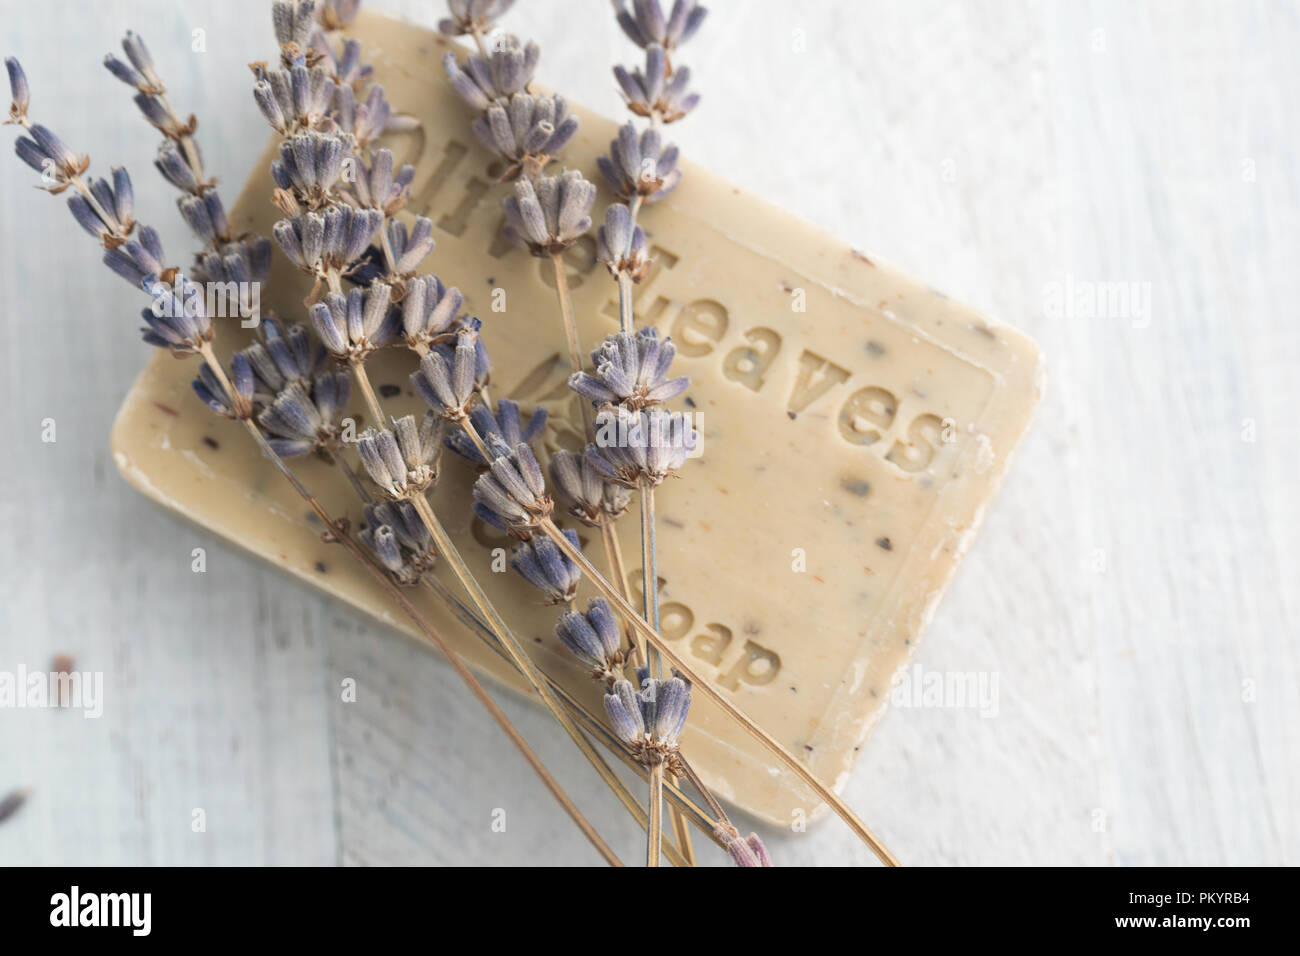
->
[
  {"left": 588, "top": 407, "right": 698, "bottom": 487},
  {"left": 310, "top": 283, "right": 395, "bottom": 358},
  {"left": 66, "top": 167, "right": 134, "bottom": 242},
  {"left": 6, "top": 56, "right": 31, "bottom": 124},
  {"left": 13, "top": 123, "right": 86, "bottom": 185},
  {"left": 318, "top": 0, "right": 363, "bottom": 31},
  {"left": 362, "top": 500, "right": 435, "bottom": 584},
  {"left": 569, "top": 327, "right": 689, "bottom": 410},
  {"left": 548, "top": 448, "right": 633, "bottom": 525},
  {"left": 240, "top": 317, "right": 326, "bottom": 398},
  {"left": 383, "top": 215, "right": 436, "bottom": 275},
  {"left": 253, "top": 63, "right": 335, "bottom": 136},
  {"left": 102, "top": 225, "right": 166, "bottom": 286},
  {"left": 445, "top": 399, "right": 546, "bottom": 466},
  {"left": 310, "top": 33, "right": 371, "bottom": 91},
  {"left": 443, "top": 36, "right": 539, "bottom": 109},
  {"left": 615, "top": 44, "right": 699, "bottom": 123},
  {"left": 720, "top": 830, "right": 773, "bottom": 868},
  {"left": 471, "top": 442, "right": 553, "bottom": 536},
  {"left": 255, "top": 372, "right": 352, "bottom": 456},
  {"left": 598, "top": 122, "right": 680, "bottom": 203},
  {"left": 192, "top": 352, "right": 255, "bottom": 418},
  {"left": 502, "top": 170, "right": 595, "bottom": 256},
  {"left": 412, "top": 325, "right": 484, "bottom": 420},
  {"left": 272, "top": 0, "right": 321, "bottom": 63},
  {"left": 401, "top": 274, "right": 463, "bottom": 350},
  {"left": 270, "top": 131, "right": 345, "bottom": 206},
  {"left": 596, "top": 203, "right": 649, "bottom": 281},
  {"left": 191, "top": 236, "right": 273, "bottom": 286},
  {"left": 439, "top": 0, "right": 517, "bottom": 37},
  {"left": 154, "top": 139, "right": 203, "bottom": 193},
  {"left": 555, "top": 597, "right": 626, "bottom": 681},
  {"left": 334, "top": 82, "right": 415, "bottom": 150},
  {"left": 613, "top": 0, "right": 708, "bottom": 55},
  {"left": 348, "top": 148, "right": 415, "bottom": 215},
  {"left": 604, "top": 671, "right": 692, "bottom": 754},
  {"left": 139, "top": 274, "right": 211, "bottom": 354},
  {"left": 357, "top": 412, "right": 444, "bottom": 498},
  {"left": 510, "top": 530, "right": 581, "bottom": 605},
  {"left": 473, "top": 93, "right": 578, "bottom": 179},
  {"left": 274, "top": 206, "right": 384, "bottom": 275}
]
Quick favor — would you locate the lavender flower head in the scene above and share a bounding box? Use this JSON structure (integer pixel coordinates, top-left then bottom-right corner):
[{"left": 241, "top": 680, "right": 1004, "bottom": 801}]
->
[
  {"left": 439, "top": 0, "right": 517, "bottom": 37},
  {"left": 412, "top": 325, "right": 482, "bottom": 420},
  {"left": 361, "top": 500, "right": 436, "bottom": 586},
  {"left": 569, "top": 327, "right": 689, "bottom": 410},
  {"left": 471, "top": 442, "right": 553, "bottom": 537},
  {"left": 400, "top": 274, "right": 463, "bottom": 350},
  {"left": 13, "top": 122, "right": 87, "bottom": 190},
  {"left": 139, "top": 274, "right": 212, "bottom": 355},
  {"left": 309, "top": 282, "right": 396, "bottom": 360},
  {"left": 502, "top": 169, "right": 595, "bottom": 256},
  {"left": 6, "top": 56, "right": 30, "bottom": 124},
  {"left": 240, "top": 317, "right": 327, "bottom": 401},
  {"left": 67, "top": 167, "right": 135, "bottom": 244},
  {"left": 549, "top": 448, "right": 633, "bottom": 525},
  {"left": 614, "top": 0, "right": 708, "bottom": 56},
  {"left": 253, "top": 63, "right": 335, "bottom": 136},
  {"left": 443, "top": 35, "right": 539, "bottom": 109},
  {"left": 598, "top": 122, "right": 680, "bottom": 203},
  {"left": 555, "top": 597, "right": 626, "bottom": 682},
  {"left": 348, "top": 148, "right": 416, "bottom": 215},
  {"left": 445, "top": 398, "right": 546, "bottom": 466},
  {"left": 356, "top": 412, "right": 445, "bottom": 499},
  {"left": 615, "top": 44, "right": 698, "bottom": 124},
  {"left": 318, "top": 0, "right": 363, "bottom": 31},
  {"left": 254, "top": 373, "right": 352, "bottom": 457},
  {"left": 604, "top": 671, "right": 692, "bottom": 766},
  {"left": 596, "top": 203, "right": 649, "bottom": 281},
  {"left": 192, "top": 352, "right": 255, "bottom": 419},
  {"left": 510, "top": 530, "right": 581, "bottom": 605},
  {"left": 473, "top": 93, "right": 578, "bottom": 180},
  {"left": 588, "top": 407, "right": 698, "bottom": 488},
  {"left": 274, "top": 206, "right": 384, "bottom": 278}
]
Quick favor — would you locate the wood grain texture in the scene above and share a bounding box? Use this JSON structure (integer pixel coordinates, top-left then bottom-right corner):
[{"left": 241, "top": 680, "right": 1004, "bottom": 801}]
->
[{"left": 1, "top": 0, "right": 1295, "bottom": 866}]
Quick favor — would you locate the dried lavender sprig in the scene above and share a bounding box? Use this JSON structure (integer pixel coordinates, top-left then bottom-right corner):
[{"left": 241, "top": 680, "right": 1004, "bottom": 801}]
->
[
  {"left": 614, "top": 43, "right": 699, "bottom": 124},
  {"left": 569, "top": 327, "right": 689, "bottom": 410},
  {"left": 439, "top": 0, "right": 518, "bottom": 51},
  {"left": 613, "top": 0, "right": 708, "bottom": 57},
  {"left": 104, "top": 31, "right": 273, "bottom": 325},
  {"left": 443, "top": 35, "right": 539, "bottom": 108}
]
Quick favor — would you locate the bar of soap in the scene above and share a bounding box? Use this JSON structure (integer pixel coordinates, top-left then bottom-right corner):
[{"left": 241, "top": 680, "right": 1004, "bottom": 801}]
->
[{"left": 111, "top": 11, "right": 1043, "bottom": 825}]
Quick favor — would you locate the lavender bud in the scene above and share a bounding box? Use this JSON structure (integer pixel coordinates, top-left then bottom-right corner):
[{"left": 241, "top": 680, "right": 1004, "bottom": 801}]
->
[
  {"left": 569, "top": 328, "right": 688, "bottom": 409},
  {"left": 502, "top": 169, "right": 594, "bottom": 256},
  {"left": 510, "top": 530, "right": 581, "bottom": 605},
  {"left": 6, "top": 56, "right": 31, "bottom": 121},
  {"left": 445, "top": 398, "right": 545, "bottom": 466},
  {"left": 471, "top": 442, "right": 552, "bottom": 536}
]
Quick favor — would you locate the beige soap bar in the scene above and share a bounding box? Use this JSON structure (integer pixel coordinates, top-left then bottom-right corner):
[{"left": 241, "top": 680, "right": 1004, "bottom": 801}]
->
[{"left": 111, "top": 11, "right": 1043, "bottom": 826}]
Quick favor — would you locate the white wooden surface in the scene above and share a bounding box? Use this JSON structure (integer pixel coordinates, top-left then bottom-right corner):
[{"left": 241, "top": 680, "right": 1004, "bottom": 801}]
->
[{"left": 1, "top": 0, "right": 1296, "bottom": 866}]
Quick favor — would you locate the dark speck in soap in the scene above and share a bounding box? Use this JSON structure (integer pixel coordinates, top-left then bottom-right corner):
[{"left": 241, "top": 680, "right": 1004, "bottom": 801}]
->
[
  {"left": 866, "top": 341, "right": 885, "bottom": 356},
  {"left": 876, "top": 537, "right": 892, "bottom": 551},
  {"left": 841, "top": 478, "right": 870, "bottom": 497},
  {"left": 787, "top": 411, "right": 797, "bottom": 420},
  {"left": 684, "top": 396, "right": 696, "bottom": 408},
  {"left": 378, "top": 384, "right": 401, "bottom": 398}
]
